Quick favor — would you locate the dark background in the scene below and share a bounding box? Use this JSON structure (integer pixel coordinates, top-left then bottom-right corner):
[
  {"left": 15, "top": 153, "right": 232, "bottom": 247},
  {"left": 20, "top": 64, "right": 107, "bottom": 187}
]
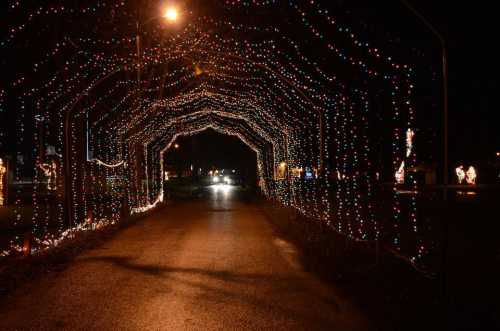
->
[
  {"left": 165, "top": 128, "right": 258, "bottom": 182},
  {"left": 337, "top": 0, "right": 498, "bottom": 163}
]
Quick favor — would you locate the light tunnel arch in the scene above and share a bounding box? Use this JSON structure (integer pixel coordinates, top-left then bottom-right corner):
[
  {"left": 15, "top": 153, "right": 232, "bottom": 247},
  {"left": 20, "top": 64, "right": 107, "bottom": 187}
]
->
[
  {"left": 132, "top": 121, "right": 275, "bottom": 214},
  {"left": 1, "top": 1, "right": 429, "bottom": 266},
  {"left": 132, "top": 109, "right": 288, "bottom": 209}
]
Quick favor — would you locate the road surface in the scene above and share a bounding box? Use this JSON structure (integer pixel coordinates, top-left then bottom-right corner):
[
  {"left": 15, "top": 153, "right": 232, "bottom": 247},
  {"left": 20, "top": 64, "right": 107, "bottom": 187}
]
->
[{"left": 0, "top": 186, "right": 370, "bottom": 330}]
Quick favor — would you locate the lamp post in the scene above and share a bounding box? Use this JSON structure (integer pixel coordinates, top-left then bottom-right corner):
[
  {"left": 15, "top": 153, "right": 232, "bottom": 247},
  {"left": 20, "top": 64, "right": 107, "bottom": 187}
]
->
[
  {"left": 400, "top": 0, "right": 448, "bottom": 199},
  {"left": 400, "top": 1, "right": 449, "bottom": 325},
  {"left": 136, "top": 6, "right": 180, "bottom": 88}
]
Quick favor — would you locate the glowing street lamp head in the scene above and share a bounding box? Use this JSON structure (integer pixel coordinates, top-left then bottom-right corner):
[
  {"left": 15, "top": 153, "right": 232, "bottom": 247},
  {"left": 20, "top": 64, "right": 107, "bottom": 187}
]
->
[{"left": 164, "top": 7, "right": 178, "bottom": 22}]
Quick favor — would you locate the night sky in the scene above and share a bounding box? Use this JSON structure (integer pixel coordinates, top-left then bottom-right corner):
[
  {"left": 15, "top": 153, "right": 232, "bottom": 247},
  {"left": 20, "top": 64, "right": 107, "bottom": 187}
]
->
[
  {"left": 164, "top": 128, "right": 258, "bottom": 181},
  {"left": 341, "top": 0, "right": 498, "bottom": 162}
]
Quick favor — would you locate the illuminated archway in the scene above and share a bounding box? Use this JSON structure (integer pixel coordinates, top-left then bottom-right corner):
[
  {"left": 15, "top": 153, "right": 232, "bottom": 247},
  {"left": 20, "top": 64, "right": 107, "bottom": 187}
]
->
[{"left": 2, "top": 1, "right": 427, "bottom": 265}]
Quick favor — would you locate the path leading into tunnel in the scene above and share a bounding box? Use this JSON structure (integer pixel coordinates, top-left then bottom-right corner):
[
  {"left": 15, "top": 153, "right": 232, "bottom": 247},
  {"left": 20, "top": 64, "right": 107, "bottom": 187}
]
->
[{"left": 0, "top": 187, "right": 371, "bottom": 330}]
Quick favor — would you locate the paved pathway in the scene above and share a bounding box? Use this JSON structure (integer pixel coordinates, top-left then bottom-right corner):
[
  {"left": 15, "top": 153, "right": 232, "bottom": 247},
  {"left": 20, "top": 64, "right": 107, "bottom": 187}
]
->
[{"left": 0, "top": 187, "right": 370, "bottom": 330}]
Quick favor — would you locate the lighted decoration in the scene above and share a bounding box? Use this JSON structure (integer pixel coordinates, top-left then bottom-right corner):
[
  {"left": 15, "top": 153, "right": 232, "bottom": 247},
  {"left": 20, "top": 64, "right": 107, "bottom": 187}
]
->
[
  {"left": 0, "top": 158, "right": 6, "bottom": 206},
  {"left": 456, "top": 165, "right": 465, "bottom": 184},
  {"left": 395, "top": 161, "right": 405, "bottom": 184},
  {"left": 276, "top": 162, "right": 287, "bottom": 180},
  {"left": 465, "top": 166, "right": 477, "bottom": 185},
  {"left": 164, "top": 7, "right": 179, "bottom": 22},
  {"left": 304, "top": 168, "right": 314, "bottom": 180},
  {"left": 39, "top": 160, "right": 57, "bottom": 191},
  {"left": 1, "top": 1, "right": 427, "bottom": 266},
  {"left": 406, "top": 128, "right": 415, "bottom": 157},
  {"left": 291, "top": 167, "right": 303, "bottom": 178}
]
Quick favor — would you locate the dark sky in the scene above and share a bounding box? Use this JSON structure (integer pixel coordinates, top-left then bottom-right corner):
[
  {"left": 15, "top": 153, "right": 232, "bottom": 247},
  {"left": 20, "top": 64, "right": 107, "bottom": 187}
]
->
[
  {"left": 324, "top": 0, "right": 498, "bottom": 163},
  {"left": 404, "top": 1, "right": 498, "bottom": 162},
  {"left": 385, "top": 1, "right": 497, "bottom": 162},
  {"left": 165, "top": 128, "right": 258, "bottom": 180}
]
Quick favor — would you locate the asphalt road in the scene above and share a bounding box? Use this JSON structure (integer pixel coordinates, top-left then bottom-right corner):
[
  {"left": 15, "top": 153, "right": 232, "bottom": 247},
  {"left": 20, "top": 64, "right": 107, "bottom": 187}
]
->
[{"left": 0, "top": 186, "right": 370, "bottom": 330}]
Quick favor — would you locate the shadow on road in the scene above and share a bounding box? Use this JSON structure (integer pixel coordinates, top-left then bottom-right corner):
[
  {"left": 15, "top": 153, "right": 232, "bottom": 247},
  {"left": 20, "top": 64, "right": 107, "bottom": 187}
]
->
[{"left": 74, "top": 255, "right": 348, "bottom": 328}]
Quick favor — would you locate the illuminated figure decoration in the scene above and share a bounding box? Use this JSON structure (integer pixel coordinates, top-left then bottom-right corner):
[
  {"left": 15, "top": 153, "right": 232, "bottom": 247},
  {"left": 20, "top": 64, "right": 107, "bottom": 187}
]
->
[
  {"left": 455, "top": 165, "right": 466, "bottom": 184},
  {"left": 39, "top": 160, "right": 57, "bottom": 191},
  {"left": 406, "top": 129, "right": 415, "bottom": 157},
  {"left": 304, "top": 167, "right": 314, "bottom": 180},
  {"left": 465, "top": 166, "right": 477, "bottom": 185},
  {"left": 395, "top": 161, "right": 405, "bottom": 184},
  {"left": 0, "top": 158, "right": 6, "bottom": 206},
  {"left": 291, "top": 167, "right": 303, "bottom": 178},
  {"left": 276, "top": 162, "right": 287, "bottom": 180}
]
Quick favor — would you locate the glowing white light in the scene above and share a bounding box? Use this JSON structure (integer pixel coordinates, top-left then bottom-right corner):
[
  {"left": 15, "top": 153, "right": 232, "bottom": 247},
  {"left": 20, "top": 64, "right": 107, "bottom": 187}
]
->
[
  {"left": 131, "top": 192, "right": 164, "bottom": 214},
  {"left": 211, "top": 183, "right": 232, "bottom": 194},
  {"left": 395, "top": 161, "right": 405, "bottom": 184},
  {"left": 406, "top": 128, "right": 415, "bottom": 157},
  {"left": 465, "top": 166, "right": 477, "bottom": 185},
  {"left": 39, "top": 160, "right": 57, "bottom": 190},
  {"left": 455, "top": 166, "right": 465, "bottom": 184},
  {"left": 212, "top": 176, "right": 220, "bottom": 183},
  {"left": 164, "top": 7, "right": 178, "bottom": 22},
  {"left": 91, "top": 159, "right": 125, "bottom": 168}
]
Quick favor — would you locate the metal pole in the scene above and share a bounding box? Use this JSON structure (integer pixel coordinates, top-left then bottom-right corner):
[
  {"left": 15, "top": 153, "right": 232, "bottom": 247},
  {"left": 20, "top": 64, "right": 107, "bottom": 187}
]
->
[
  {"left": 400, "top": 1, "right": 449, "bottom": 327},
  {"left": 442, "top": 47, "right": 449, "bottom": 199},
  {"left": 399, "top": 0, "right": 448, "bottom": 198}
]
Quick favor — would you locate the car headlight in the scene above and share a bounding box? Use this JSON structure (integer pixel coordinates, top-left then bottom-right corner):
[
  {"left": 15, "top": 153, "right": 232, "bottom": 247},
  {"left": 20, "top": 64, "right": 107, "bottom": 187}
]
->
[{"left": 213, "top": 176, "right": 219, "bottom": 183}]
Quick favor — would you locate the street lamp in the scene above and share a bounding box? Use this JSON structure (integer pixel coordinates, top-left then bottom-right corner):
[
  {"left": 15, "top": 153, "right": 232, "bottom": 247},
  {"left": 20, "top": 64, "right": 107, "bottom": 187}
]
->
[
  {"left": 136, "top": 6, "right": 181, "bottom": 87},
  {"left": 400, "top": 0, "right": 448, "bottom": 199},
  {"left": 399, "top": 1, "right": 449, "bottom": 320},
  {"left": 164, "top": 7, "right": 179, "bottom": 22}
]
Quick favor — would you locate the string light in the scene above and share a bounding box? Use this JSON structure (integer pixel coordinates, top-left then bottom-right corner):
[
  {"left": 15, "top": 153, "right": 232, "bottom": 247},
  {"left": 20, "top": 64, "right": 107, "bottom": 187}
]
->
[
  {"left": 0, "top": 1, "right": 429, "bottom": 267},
  {"left": 0, "top": 159, "right": 6, "bottom": 206}
]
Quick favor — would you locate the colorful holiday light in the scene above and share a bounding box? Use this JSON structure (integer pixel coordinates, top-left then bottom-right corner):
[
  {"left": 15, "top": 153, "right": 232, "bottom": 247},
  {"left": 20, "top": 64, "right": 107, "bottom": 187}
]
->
[{"left": 0, "top": 1, "right": 429, "bottom": 267}]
